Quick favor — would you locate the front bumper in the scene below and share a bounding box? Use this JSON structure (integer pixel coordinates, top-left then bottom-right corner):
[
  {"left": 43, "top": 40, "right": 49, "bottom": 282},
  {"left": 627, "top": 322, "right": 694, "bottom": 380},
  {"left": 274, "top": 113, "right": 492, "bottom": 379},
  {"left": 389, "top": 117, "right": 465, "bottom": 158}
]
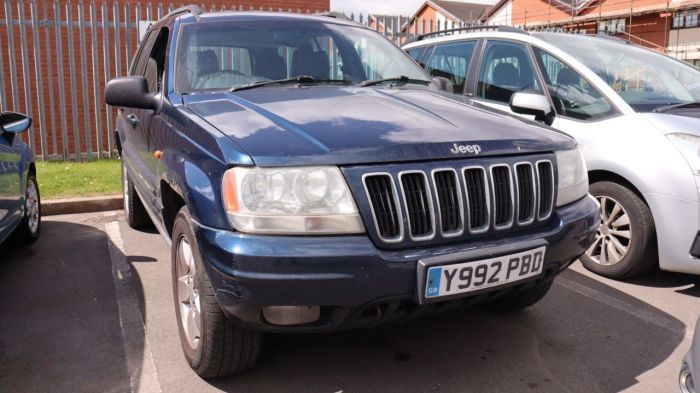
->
[{"left": 194, "top": 194, "right": 598, "bottom": 333}]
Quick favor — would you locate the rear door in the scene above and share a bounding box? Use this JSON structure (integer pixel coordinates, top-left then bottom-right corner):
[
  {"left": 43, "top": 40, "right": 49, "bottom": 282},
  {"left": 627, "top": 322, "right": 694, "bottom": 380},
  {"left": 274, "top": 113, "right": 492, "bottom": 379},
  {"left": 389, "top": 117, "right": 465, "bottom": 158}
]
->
[
  {"left": 0, "top": 132, "right": 22, "bottom": 241},
  {"left": 423, "top": 40, "right": 479, "bottom": 96}
]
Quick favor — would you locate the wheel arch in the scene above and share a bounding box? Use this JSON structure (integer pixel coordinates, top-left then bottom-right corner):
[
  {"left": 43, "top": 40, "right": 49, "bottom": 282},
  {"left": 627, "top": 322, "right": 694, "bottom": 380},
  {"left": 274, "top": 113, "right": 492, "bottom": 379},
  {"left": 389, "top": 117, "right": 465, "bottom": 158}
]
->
[{"left": 588, "top": 170, "right": 649, "bottom": 207}]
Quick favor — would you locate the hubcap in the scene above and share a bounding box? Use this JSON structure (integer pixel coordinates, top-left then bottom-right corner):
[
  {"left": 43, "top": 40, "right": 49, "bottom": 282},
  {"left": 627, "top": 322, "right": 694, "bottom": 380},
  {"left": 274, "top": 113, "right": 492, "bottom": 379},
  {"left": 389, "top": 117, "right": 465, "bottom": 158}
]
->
[
  {"left": 122, "top": 162, "right": 129, "bottom": 215},
  {"left": 25, "top": 179, "right": 39, "bottom": 234},
  {"left": 585, "top": 196, "right": 632, "bottom": 266},
  {"left": 176, "top": 236, "right": 201, "bottom": 350}
]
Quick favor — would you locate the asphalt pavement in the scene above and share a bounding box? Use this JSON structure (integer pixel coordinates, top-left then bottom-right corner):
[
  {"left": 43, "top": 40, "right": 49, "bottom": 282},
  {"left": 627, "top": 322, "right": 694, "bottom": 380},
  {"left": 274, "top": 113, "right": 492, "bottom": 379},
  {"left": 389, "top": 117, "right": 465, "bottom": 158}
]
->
[{"left": 1, "top": 211, "right": 699, "bottom": 393}]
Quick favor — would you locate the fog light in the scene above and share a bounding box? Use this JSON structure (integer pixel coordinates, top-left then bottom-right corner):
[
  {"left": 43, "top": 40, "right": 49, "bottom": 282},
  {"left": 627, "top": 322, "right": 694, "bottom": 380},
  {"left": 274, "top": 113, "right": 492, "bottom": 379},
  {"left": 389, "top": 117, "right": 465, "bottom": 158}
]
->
[
  {"left": 263, "top": 306, "right": 320, "bottom": 326},
  {"left": 680, "top": 362, "right": 696, "bottom": 393}
]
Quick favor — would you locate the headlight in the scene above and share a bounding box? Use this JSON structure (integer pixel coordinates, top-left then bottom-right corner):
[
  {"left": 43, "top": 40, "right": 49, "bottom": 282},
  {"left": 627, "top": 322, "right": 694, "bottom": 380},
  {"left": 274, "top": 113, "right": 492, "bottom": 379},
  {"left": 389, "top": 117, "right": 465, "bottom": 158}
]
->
[
  {"left": 221, "top": 166, "right": 365, "bottom": 235},
  {"left": 667, "top": 133, "right": 700, "bottom": 175},
  {"left": 555, "top": 148, "right": 588, "bottom": 207}
]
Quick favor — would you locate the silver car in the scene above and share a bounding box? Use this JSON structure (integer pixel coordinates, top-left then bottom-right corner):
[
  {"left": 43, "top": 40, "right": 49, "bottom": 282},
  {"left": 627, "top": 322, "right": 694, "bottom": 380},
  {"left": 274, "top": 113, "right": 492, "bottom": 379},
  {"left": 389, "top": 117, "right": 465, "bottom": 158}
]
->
[{"left": 404, "top": 30, "right": 700, "bottom": 278}]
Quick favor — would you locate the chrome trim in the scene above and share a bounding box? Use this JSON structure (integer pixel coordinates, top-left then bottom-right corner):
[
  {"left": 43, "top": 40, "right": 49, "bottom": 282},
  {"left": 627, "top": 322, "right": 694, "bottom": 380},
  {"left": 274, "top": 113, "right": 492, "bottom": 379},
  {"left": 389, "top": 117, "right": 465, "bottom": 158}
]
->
[
  {"left": 398, "top": 170, "right": 436, "bottom": 241},
  {"left": 490, "top": 164, "right": 515, "bottom": 230},
  {"left": 514, "top": 162, "right": 537, "bottom": 226},
  {"left": 536, "top": 160, "right": 555, "bottom": 221},
  {"left": 430, "top": 168, "right": 465, "bottom": 238},
  {"left": 461, "top": 165, "right": 491, "bottom": 234},
  {"left": 362, "top": 172, "right": 404, "bottom": 243}
]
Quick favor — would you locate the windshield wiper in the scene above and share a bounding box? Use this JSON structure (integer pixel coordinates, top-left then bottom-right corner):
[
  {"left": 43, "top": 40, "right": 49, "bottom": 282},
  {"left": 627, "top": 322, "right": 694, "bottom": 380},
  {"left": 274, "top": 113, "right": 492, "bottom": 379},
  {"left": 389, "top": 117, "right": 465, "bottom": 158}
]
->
[
  {"left": 653, "top": 101, "right": 700, "bottom": 113},
  {"left": 230, "top": 75, "right": 351, "bottom": 92},
  {"left": 359, "top": 75, "right": 431, "bottom": 88}
]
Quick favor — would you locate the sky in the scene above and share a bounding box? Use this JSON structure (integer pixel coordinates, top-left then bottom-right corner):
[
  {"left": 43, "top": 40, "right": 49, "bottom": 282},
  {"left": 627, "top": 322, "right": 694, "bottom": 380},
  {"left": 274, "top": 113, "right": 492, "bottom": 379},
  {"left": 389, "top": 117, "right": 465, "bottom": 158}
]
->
[{"left": 330, "top": 0, "right": 497, "bottom": 16}]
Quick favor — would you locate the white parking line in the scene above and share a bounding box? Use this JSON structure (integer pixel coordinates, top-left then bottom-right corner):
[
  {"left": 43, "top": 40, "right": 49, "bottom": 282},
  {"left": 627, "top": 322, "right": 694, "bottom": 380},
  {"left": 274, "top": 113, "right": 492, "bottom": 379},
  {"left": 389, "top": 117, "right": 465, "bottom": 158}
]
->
[{"left": 105, "top": 221, "right": 162, "bottom": 393}]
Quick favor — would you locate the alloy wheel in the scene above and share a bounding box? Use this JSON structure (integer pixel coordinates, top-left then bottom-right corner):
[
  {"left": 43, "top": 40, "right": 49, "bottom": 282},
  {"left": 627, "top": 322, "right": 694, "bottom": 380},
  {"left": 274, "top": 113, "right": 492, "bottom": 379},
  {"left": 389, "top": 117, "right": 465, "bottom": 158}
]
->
[
  {"left": 25, "top": 179, "right": 40, "bottom": 234},
  {"left": 585, "top": 195, "right": 632, "bottom": 266},
  {"left": 176, "top": 236, "right": 202, "bottom": 350}
]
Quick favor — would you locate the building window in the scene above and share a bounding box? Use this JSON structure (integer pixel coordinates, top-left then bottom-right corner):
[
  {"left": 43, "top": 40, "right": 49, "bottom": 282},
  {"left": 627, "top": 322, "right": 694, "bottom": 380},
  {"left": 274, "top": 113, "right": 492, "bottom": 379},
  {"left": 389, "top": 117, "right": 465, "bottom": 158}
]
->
[
  {"left": 598, "top": 18, "right": 626, "bottom": 35},
  {"left": 674, "top": 11, "right": 685, "bottom": 28},
  {"left": 687, "top": 10, "right": 698, "bottom": 27}
]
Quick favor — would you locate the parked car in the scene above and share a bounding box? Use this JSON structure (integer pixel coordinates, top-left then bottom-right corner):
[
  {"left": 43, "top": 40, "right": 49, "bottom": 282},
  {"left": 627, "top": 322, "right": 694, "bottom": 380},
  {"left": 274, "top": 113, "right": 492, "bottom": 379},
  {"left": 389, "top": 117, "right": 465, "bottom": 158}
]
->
[
  {"left": 404, "top": 29, "right": 700, "bottom": 279},
  {"left": 106, "top": 7, "right": 598, "bottom": 378},
  {"left": 0, "top": 111, "right": 40, "bottom": 247},
  {"left": 681, "top": 316, "right": 699, "bottom": 393}
]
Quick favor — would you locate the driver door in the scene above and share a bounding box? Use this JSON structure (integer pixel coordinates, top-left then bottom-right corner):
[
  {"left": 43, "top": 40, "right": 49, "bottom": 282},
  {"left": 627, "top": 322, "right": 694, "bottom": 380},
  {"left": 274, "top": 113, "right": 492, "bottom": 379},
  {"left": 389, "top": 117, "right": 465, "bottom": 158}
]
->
[{"left": 470, "top": 39, "right": 544, "bottom": 121}]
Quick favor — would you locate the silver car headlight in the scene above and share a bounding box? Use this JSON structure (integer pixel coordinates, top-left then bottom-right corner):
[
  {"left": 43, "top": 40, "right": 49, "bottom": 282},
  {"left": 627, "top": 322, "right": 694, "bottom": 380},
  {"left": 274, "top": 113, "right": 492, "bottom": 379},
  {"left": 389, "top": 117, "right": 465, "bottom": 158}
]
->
[
  {"left": 221, "top": 166, "right": 365, "bottom": 235},
  {"left": 555, "top": 148, "right": 588, "bottom": 207},
  {"left": 667, "top": 133, "right": 700, "bottom": 175}
]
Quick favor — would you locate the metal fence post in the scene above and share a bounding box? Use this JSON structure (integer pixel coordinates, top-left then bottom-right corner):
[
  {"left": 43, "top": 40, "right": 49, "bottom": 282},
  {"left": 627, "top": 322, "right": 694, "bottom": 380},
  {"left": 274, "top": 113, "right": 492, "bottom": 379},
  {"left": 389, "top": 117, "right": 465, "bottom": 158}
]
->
[
  {"left": 54, "top": 0, "right": 69, "bottom": 160},
  {"left": 90, "top": 1, "right": 103, "bottom": 159},
  {"left": 5, "top": 0, "right": 20, "bottom": 111},
  {"left": 102, "top": 1, "right": 114, "bottom": 158},
  {"left": 66, "top": 1, "right": 82, "bottom": 159},
  {"left": 42, "top": 0, "right": 57, "bottom": 158},
  {"left": 78, "top": 1, "right": 92, "bottom": 160},
  {"left": 30, "top": 0, "right": 47, "bottom": 159},
  {"left": 18, "top": 0, "right": 35, "bottom": 150}
]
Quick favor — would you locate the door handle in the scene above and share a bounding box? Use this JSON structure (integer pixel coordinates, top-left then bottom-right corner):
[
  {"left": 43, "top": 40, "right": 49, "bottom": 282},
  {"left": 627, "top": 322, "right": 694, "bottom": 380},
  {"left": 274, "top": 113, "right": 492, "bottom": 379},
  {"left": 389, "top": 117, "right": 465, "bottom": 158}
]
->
[{"left": 126, "top": 113, "right": 139, "bottom": 127}]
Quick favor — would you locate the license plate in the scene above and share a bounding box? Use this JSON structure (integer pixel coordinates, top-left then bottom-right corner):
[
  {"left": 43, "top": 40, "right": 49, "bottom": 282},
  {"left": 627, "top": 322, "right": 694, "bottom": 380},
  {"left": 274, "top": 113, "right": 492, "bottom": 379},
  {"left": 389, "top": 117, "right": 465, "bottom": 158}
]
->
[{"left": 424, "top": 246, "right": 546, "bottom": 300}]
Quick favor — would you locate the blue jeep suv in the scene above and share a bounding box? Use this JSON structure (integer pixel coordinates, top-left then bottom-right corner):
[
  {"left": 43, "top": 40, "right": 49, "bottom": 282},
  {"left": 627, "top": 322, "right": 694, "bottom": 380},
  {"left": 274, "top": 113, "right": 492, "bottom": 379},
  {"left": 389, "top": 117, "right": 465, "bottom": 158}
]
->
[{"left": 105, "top": 6, "right": 599, "bottom": 378}]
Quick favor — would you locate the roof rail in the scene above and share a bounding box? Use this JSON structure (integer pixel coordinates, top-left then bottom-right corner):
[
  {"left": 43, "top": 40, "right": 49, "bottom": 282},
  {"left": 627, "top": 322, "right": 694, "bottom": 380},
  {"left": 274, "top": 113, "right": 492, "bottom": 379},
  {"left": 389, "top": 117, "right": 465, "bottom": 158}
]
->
[
  {"left": 163, "top": 4, "right": 203, "bottom": 21},
  {"left": 315, "top": 11, "right": 351, "bottom": 21},
  {"left": 408, "top": 25, "right": 527, "bottom": 43}
]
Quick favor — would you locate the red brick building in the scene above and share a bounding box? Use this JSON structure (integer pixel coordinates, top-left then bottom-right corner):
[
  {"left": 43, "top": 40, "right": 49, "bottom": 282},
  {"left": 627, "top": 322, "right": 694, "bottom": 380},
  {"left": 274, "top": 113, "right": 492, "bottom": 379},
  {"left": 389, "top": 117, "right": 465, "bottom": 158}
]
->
[
  {"left": 482, "top": 0, "right": 700, "bottom": 63},
  {"left": 0, "top": 0, "right": 329, "bottom": 160}
]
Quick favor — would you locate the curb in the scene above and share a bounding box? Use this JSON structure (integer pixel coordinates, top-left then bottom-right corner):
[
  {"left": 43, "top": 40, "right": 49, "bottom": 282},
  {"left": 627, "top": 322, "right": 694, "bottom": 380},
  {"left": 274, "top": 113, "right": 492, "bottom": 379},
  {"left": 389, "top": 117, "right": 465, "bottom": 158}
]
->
[{"left": 43, "top": 195, "right": 123, "bottom": 216}]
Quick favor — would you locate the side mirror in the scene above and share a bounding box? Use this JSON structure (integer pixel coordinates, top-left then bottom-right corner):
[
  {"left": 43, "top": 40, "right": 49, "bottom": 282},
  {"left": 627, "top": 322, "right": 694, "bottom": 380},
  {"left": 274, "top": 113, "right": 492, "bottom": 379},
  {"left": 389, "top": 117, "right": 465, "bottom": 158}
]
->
[
  {"left": 105, "top": 76, "right": 157, "bottom": 110},
  {"left": 431, "top": 76, "right": 454, "bottom": 93},
  {"left": 0, "top": 111, "right": 32, "bottom": 134},
  {"left": 510, "top": 91, "right": 554, "bottom": 124}
]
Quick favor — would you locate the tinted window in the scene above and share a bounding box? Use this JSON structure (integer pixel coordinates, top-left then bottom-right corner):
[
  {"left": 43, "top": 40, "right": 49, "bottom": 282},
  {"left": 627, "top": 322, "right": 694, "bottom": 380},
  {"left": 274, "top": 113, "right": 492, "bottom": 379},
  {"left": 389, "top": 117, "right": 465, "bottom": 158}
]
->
[
  {"left": 533, "top": 47, "right": 615, "bottom": 120},
  {"left": 426, "top": 41, "right": 476, "bottom": 94},
  {"left": 477, "top": 40, "right": 541, "bottom": 103},
  {"left": 144, "top": 28, "right": 169, "bottom": 93},
  {"left": 130, "top": 30, "right": 156, "bottom": 76},
  {"left": 406, "top": 46, "right": 429, "bottom": 66}
]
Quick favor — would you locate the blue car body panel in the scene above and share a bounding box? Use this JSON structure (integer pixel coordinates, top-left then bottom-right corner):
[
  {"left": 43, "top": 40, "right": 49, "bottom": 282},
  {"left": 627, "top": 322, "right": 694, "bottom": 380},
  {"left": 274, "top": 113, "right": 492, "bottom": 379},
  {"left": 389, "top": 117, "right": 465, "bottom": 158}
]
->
[{"left": 0, "top": 133, "right": 33, "bottom": 245}]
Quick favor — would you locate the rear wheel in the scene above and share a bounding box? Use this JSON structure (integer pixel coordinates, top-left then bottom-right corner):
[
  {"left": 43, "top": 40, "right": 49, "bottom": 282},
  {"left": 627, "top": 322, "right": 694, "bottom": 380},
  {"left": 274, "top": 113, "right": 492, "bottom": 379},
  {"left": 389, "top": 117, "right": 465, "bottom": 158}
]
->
[
  {"left": 580, "top": 181, "right": 656, "bottom": 279},
  {"left": 483, "top": 279, "right": 553, "bottom": 312},
  {"left": 121, "top": 159, "right": 150, "bottom": 229},
  {"left": 171, "top": 207, "right": 262, "bottom": 378},
  {"left": 11, "top": 173, "right": 41, "bottom": 244}
]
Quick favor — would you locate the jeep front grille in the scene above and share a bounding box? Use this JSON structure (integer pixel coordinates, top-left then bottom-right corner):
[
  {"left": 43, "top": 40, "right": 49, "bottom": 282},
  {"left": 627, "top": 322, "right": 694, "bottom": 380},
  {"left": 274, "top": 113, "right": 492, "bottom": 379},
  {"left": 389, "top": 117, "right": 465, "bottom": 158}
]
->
[{"left": 361, "top": 159, "right": 555, "bottom": 244}]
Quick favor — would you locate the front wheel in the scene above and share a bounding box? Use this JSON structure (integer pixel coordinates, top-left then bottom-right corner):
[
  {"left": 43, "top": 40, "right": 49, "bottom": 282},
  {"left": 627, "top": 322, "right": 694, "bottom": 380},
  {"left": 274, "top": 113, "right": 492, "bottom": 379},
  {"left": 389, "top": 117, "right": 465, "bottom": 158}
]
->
[
  {"left": 580, "top": 181, "right": 657, "bottom": 279},
  {"left": 11, "top": 173, "right": 41, "bottom": 244},
  {"left": 171, "top": 206, "right": 262, "bottom": 378}
]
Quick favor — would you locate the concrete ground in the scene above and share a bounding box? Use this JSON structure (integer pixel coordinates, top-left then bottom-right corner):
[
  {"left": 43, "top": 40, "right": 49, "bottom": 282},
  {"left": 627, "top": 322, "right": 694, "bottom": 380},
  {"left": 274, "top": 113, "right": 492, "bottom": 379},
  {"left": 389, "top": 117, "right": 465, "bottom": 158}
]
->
[{"left": 1, "top": 211, "right": 698, "bottom": 393}]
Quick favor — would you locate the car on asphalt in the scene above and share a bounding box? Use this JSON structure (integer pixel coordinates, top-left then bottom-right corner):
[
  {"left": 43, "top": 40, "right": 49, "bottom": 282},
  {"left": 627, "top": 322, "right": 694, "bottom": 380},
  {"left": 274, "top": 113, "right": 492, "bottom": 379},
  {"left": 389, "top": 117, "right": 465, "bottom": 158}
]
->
[
  {"left": 681, "top": 316, "right": 699, "bottom": 393},
  {"left": 0, "top": 111, "right": 41, "bottom": 247},
  {"left": 105, "top": 6, "right": 598, "bottom": 377},
  {"left": 403, "top": 28, "right": 700, "bottom": 279}
]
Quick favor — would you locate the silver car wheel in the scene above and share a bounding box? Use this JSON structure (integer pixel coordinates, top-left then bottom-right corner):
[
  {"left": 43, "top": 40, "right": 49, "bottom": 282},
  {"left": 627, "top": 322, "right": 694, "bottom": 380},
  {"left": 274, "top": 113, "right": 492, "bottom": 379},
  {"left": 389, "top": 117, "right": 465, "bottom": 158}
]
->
[
  {"left": 585, "top": 196, "right": 632, "bottom": 266},
  {"left": 25, "top": 179, "right": 39, "bottom": 234},
  {"left": 176, "top": 235, "right": 201, "bottom": 350}
]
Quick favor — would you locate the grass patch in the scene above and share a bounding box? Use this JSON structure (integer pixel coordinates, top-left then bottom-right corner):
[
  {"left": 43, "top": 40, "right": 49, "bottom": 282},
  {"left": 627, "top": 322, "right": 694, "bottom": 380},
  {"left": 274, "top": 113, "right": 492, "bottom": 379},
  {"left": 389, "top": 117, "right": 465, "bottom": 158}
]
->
[{"left": 36, "top": 159, "right": 121, "bottom": 199}]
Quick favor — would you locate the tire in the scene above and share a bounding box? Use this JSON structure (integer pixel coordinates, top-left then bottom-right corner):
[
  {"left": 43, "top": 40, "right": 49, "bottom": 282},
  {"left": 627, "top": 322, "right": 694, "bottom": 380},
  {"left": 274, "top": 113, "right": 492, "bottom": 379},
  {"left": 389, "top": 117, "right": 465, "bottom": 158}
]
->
[
  {"left": 171, "top": 206, "right": 262, "bottom": 378},
  {"left": 483, "top": 279, "right": 553, "bottom": 312},
  {"left": 121, "top": 159, "right": 150, "bottom": 229},
  {"left": 10, "top": 172, "right": 41, "bottom": 244},
  {"left": 580, "top": 181, "right": 656, "bottom": 279}
]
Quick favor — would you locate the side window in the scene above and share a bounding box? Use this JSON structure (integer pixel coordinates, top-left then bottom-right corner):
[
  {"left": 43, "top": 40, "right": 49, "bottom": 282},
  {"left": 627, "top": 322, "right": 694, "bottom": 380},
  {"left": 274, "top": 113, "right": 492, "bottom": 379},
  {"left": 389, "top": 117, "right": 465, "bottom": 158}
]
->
[
  {"left": 406, "top": 46, "right": 429, "bottom": 67},
  {"left": 129, "top": 30, "right": 156, "bottom": 76},
  {"left": 477, "top": 40, "right": 541, "bottom": 103},
  {"left": 532, "top": 47, "right": 615, "bottom": 121},
  {"left": 426, "top": 41, "right": 476, "bottom": 94},
  {"left": 144, "top": 28, "right": 169, "bottom": 93}
]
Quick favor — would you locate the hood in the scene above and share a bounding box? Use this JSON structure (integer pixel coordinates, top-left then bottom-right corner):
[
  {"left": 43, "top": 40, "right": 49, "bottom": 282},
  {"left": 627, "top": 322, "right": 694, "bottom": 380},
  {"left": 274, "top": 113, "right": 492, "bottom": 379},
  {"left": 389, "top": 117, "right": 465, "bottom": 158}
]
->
[
  {"left": 642, "top": 112, "right": 700, "bottom": 137},
  {"left": 184, "top": 86, "right": 575, "bottom": 166}
]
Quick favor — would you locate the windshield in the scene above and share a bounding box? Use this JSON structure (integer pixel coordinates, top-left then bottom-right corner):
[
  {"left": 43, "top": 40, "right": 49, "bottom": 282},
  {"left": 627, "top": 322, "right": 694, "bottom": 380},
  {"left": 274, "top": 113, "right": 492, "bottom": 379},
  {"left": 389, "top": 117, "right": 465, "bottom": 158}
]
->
[
  {"left": 175, "top": 19, "right": 429, "bottom": 92},
  {"left": 535, "top": 33, "right": 700, "bottom": 112}
]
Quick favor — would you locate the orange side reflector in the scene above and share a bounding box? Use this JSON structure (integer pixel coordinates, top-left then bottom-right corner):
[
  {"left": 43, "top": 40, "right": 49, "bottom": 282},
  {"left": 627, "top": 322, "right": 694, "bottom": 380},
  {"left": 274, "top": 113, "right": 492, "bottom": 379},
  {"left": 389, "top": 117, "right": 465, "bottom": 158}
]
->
[
  {"left": 154, "top": 150, "right": 163, "bottom": 160},
  {"left": 222, "top": 170, "right": 240, "bottom": 212}
]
